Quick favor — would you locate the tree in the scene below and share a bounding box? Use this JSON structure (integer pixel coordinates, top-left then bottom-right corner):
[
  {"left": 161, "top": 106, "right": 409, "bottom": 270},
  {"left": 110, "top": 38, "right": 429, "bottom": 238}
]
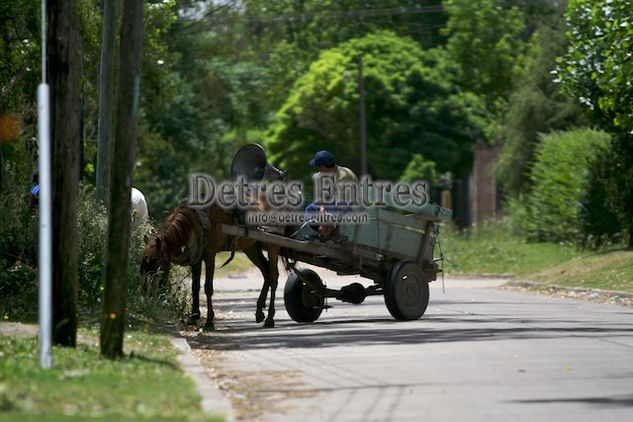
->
[
  {"left": 400, "top": 154, "right": 438, "bottom": 186},
  {"left": 95, "top": 0, "right": 116, "bottom": 204},
  {"left": 134, "top": 1, "right": 449, "bottom": 216},
  {"left": 241, "top": 0, "right": 447, "bottom": 110},
  {"left": 557, "top": 0, "right": 633, "bottom": 135},
  {"left": 47, "top": 0, "right": 82, "bottom": 347},
  {"left": 514, "top": 129, "right": 610, "bottom": 243},
  {"left": 0, "top": 0, "right": 39, "bottom": 110},
  {"left": 496, "top": 24, "right": 584, "bottom": 196},
  {"left": 556, "top": 0, "right": 633, "bottom": 245},
  {"left": 442, "top": 0, "right": 526, "bottom": 115},
  {"left": 101, "top": 0, "right": 144, "bottom": 359},
  {"left": 265, "top": 31, "right": 486, "bottom": 186}
]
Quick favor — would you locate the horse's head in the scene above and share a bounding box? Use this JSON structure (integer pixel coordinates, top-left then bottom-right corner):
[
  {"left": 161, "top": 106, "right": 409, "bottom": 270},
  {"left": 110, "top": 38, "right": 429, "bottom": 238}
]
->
[{"left": 140, "top": 234, "right": 170, "bottom": 278}]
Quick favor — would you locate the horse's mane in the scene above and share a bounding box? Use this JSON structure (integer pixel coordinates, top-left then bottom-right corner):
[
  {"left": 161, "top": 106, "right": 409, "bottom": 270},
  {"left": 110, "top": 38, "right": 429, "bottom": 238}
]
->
[{"left": 159, "top": 203, "right": 201, "bottom": 255}]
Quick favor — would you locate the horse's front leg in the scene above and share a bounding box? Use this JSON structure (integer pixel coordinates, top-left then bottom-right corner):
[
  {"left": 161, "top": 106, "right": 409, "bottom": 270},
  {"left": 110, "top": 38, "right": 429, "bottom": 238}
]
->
[
  {"left": 189, "top": 261, "right": 202, "bottom": 324},
  {"left": 203, "top": 253, "right": 216, "bottom": 331},
  {"left": 244, "top": 245, "right": 270, "bottom": 324},
  {"left": 263, "top": 248, "right": 280, "bottom": 328}
]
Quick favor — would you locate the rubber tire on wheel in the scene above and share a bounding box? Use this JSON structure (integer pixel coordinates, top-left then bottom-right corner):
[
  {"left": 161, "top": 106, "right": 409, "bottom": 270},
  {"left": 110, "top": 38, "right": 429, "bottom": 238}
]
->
[
  {"left": 384, "top": 261, "right": 429, "bottom": 320},
  {"left": 284, "top": 269, "right": 325, "bottom": 323}
]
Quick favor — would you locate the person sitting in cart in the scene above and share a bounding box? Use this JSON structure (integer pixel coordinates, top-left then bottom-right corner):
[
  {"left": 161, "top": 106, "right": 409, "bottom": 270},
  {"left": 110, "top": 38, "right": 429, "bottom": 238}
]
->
[{"left": 305, "top": 150, "right": 358, "bottom": 239}]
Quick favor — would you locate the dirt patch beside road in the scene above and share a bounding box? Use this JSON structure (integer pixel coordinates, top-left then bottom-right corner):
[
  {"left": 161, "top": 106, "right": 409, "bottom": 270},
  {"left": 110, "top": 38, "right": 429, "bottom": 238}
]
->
[
  {"left": 181, "top": 324, "right": 316, "bottom": 421},
  {"left": 501, "top": 280, "right": 633, "bottom": 308}
]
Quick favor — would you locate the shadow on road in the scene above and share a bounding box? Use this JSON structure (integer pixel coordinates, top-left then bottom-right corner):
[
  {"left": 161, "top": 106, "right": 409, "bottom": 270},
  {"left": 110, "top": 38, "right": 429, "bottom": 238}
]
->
[
  {"left": 508, "top": 394, "right": 633, "bottom": 408},
  {"left": 184, "top": 293, "right": 633, "bottom": 352}
]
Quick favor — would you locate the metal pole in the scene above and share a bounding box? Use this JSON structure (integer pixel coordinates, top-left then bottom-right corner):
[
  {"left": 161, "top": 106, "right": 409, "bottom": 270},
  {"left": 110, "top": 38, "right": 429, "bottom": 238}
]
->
[
  {"left": 358, "top": 55, "right": 368, "bottom": 176},
  {"left": 38, "top": 0, "right": 52, "bottom": 369}
]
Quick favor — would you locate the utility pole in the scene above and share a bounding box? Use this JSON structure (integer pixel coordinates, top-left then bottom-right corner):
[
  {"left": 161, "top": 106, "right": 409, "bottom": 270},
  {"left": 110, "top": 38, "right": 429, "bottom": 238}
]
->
[
  {"left": 358, "top": 55, "right": 368, "bottom": 176},
  {"left": 96, "top": 0, "right": 116, "bottom": 205},
  {"left": 100, "top": 0, "right": 144, "bottom": 359}
]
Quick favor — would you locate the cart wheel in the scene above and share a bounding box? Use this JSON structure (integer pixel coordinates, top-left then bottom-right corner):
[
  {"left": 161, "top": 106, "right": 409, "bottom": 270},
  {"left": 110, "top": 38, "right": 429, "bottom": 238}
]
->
[
  {"left": 284, "top": 269, "right": 325, "bottom": 323},
  {"left": 384, "top": 261, "right": 429, "bottom": 320}
]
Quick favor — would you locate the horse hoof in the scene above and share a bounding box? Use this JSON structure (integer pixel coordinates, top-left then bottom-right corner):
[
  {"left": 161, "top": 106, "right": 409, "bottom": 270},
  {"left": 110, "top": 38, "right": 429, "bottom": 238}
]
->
[
  {"left": 188, "top": 314, "right": 201, "bottom": 325},
  {"left": 263, "top": 319, "right": 275, "bottom": 328},
  {"left": 203, "top": 322, "right": 215, "bottom": 332},
  {"left": 255, "top": 311, "right": 265, "bottom": 323}
]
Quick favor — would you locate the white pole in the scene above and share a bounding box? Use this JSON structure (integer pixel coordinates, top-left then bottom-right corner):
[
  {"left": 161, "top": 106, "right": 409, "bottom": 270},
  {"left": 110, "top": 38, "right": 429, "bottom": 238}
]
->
[{"left": 38, "top": 0, "right": 52, "bottom": 369}]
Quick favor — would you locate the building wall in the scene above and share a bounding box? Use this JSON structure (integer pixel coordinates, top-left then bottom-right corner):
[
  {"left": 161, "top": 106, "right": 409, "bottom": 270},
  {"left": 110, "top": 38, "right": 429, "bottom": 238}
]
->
[{"left": 472, "top": 140, "right": 502, "bottom": 224}]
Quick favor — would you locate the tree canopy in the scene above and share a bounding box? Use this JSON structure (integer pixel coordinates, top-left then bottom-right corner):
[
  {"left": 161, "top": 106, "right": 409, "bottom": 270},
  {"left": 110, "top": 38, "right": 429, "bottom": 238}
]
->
[
  {"left": 557, "top": 0, "right": 633, "bottom": 136},
  {"left": 556, "top": 0, "right": 633, "bottom": 245},
  {"left": 442, "top": 0, "right": 526, "bottom": 115},
  {"left": 496, "top": 23, "right": 584, "bottom": 196},
  {"left": 265, "top": 30, "right": 486, "bottom": 184}
]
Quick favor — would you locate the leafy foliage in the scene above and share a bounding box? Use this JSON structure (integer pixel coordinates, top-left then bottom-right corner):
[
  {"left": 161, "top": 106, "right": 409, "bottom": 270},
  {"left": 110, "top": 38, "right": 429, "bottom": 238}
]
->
[
  {"left": 509, "top": 129, "right": 611, "bottom": 243},
  {"left": 496, "top": 24, "right": 585, "bottom": 195},
  {"left": 556, "top": 0, "right": 633, "bottom": 246},
  {"left": 240, "top": 0, "right": 448, "bottom": 110},
  {"left": 0, "top": 182, "right": 187, "bottom": 322},
  {"left": 76, "top": 187, "right": 188, "bottom": 319},
  {"left": 0, "top": 0, "right": 40, "bottom": 110},
  {"left": 557, "top": 0, "right": 633, "bottom": 134},
  {"left": 578, "top": 143, "right": 623, "bottom": 248},
  {"left": 400, "top": 154, "right": 438, "bottom": 186},
  {"left": 442, "top": 0, "right": 527, "bottom": 114},
  {"left": 266, "top": 31, "right": 486, "bottom": 185}
]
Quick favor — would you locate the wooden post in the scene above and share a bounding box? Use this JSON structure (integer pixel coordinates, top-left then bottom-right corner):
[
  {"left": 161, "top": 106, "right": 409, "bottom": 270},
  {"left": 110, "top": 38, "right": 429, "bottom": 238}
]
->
[
  {"left": 96, "top": 0, "right": 116, "bottom": 205},
  {"left": 47, "top": 0, "right": 81, "bottom": 347},
  {"left": 100, "top": 0, "right": 144, "bottom": 359}
]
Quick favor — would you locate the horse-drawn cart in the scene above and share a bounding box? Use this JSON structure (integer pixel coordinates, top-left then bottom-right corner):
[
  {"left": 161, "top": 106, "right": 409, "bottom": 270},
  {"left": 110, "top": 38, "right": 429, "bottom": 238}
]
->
[
  {"left": 217, "top": 202, "right": 451, "bottom": 323},
  {"left": 144, "top": 144, "right": 452, "bottom": 328}
]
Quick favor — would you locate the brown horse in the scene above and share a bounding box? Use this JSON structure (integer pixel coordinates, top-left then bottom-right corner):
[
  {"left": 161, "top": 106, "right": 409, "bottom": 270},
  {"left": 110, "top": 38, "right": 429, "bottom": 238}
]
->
[{"left": 141, "top": 202, "right": 281, "bottom": 329}]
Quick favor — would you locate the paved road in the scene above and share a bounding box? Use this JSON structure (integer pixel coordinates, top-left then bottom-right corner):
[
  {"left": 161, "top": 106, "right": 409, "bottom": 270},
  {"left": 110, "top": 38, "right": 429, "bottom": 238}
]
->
[{"left": 185, "top": 266, "right": 633, "bottom": 422}]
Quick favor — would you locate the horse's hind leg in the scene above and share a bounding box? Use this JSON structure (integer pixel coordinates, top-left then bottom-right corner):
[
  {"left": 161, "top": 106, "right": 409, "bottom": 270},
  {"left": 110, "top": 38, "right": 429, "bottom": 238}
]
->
[
  {"left": 203, "top": 253, "right": 216, "bottom": 331},
  {"left": 244, "top": 245, "right": 270, "bottom": 324},
  {"left": 189, "top": 261, "right": 202, "bottom": 324},
  {"left": 263, "top": 247, "right": 280, "bottom": 328}
]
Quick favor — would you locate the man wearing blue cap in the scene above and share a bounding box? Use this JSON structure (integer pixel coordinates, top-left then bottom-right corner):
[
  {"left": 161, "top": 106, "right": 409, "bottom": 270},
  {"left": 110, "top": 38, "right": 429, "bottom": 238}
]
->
[
  {"left": 309, "top": 150, "right": 358, "bottom": 184},
  {"left": 305, "top": 150, "right": 358, "bottom": 239}
]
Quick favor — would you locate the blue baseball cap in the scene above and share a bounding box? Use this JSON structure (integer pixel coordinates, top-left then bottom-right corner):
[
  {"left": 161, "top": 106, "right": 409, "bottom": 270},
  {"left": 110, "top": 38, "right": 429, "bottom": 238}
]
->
[{"left": 309, "top": 150, "right": 335, "bottom": 167}]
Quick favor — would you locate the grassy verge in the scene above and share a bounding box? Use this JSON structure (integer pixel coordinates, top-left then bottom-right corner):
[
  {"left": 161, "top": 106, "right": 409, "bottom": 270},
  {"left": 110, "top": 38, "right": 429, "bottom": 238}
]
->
[
  {"left": 0, "top": 327, "right": 223, "bottom": 422},
  {"left": 439, "top": 221, "right": 581, "bottom": 276},
  {"left": 529, "top": 248, "right": 633, "bottom": 292},
  {"left": 438, "top": 220, "right": 633, "bottom": 293}
]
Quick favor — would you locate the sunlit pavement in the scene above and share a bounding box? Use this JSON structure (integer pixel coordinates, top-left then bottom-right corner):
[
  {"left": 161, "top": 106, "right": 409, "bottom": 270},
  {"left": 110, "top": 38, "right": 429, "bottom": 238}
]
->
[{"left": 185, "top": 266, "right": 633, "bottom": 422}]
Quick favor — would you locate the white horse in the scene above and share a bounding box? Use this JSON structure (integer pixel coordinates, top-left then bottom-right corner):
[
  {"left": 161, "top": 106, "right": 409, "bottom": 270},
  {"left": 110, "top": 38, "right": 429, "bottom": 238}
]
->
[{"left": 131, "top": 187, "right": 149, "bottom": 228}]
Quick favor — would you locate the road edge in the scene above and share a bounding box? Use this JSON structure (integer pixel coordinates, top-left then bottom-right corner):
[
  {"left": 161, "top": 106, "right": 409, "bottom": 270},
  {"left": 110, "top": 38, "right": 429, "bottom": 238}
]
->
[
  {"left": 170, "top": 334, "right": 235, "bottom": 422},
  {"left": 503, "top": 279, "right": 633, "bottom": 307},
  {"left": 504, "top": 279, "right": 633, "bottom": 298}
]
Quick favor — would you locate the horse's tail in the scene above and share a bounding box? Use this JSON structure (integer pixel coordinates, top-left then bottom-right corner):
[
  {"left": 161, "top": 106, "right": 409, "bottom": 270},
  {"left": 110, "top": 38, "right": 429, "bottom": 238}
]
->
[{"left": 218, "top": 250, "right": 235, "bottom": 269}]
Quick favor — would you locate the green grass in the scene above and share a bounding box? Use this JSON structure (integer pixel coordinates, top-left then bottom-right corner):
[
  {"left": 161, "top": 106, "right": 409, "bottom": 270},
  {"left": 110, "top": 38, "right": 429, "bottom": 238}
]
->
[
  {"left": 0, "top": 328, "right": 223, "bottom": 422},
  {"left": 212, "top": 252, "right": 254, "bottom": 279},
  {"left": 439, "top": 220, "right": 581, "bottom": 276},
  {"left": 438, "top": 220, "right": 633, "bottom": 293},
  {"left": 529, "top": 248, "right": 633, "bottom": 292}
]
